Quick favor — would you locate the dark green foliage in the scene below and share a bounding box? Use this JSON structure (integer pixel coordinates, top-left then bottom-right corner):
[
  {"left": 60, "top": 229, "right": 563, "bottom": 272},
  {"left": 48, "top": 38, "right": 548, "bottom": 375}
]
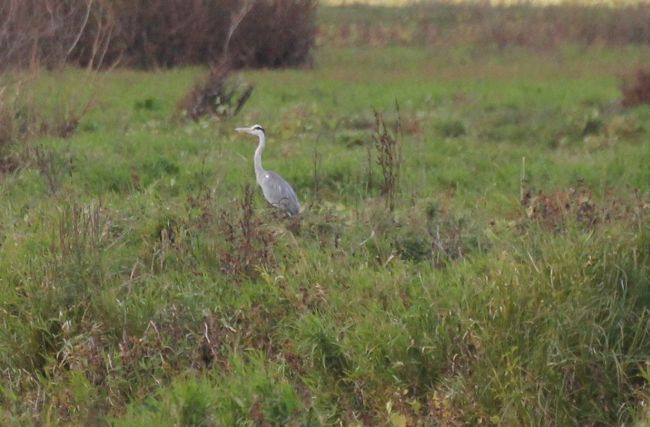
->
[{"left": 134, "top": 98, "right": 161, "bottom": 112}]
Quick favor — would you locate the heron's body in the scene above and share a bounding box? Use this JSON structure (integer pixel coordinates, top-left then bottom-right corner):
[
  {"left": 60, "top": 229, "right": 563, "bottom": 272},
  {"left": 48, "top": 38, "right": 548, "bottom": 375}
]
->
[
  {"left": 236, "top": 124, "right": 301, "bottom": 216},
  {"left": 256, "top": 170, "right": 300, "bottom": 216}
]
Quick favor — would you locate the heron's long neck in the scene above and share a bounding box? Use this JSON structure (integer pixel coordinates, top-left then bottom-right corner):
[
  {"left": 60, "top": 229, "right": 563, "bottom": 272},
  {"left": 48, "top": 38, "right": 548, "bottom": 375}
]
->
[{"left": 254, "top": 133, "right": 266, "bottom": 181}]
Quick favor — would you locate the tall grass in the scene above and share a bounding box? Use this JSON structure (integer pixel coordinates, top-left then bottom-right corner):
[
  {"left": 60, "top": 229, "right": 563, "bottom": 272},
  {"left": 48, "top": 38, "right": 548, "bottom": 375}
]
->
[{"left": 0, "top": 30, "right": 649, "bottom": 426}]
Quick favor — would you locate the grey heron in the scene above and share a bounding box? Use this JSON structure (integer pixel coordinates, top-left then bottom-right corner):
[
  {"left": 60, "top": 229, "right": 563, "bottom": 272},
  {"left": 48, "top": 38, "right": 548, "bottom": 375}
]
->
[{"left": 235, "top": 124, "right": 301, "bottom": 216}]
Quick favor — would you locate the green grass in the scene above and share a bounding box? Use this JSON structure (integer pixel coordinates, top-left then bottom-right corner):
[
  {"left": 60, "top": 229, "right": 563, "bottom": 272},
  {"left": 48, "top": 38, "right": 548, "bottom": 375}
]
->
[{"left": 0, "top": 44, "right": 649, "bottom": 425}]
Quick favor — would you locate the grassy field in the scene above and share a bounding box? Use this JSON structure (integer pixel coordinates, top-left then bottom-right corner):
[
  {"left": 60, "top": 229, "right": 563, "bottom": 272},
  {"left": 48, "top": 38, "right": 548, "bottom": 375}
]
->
[{"left": 0, "top": 39, "right": 649, "bottom": 425}]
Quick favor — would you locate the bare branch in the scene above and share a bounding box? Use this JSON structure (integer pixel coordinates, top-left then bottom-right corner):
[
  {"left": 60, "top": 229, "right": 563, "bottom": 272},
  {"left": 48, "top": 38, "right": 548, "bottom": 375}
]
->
[
  {"left": 65, "top": 0, "right": 94, "bottom": 61},
  {"left": 221, "top": 0, "right": 253, "bottom": 65}
]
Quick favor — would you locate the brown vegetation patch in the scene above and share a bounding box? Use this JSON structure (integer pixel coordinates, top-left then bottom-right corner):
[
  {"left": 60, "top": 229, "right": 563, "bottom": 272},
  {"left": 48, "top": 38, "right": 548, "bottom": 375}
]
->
[
  {"left": 0, "top": 0, "right": 317, "bottom": 70},
  {"left": 520, "top": 184, "right": 647, "bottom": 231},
  {"left": 318, "top": 4, "right": 650, "bottom": 50},
  {"left": 622, "top": 67, "right": 650, "bottom": 107}
]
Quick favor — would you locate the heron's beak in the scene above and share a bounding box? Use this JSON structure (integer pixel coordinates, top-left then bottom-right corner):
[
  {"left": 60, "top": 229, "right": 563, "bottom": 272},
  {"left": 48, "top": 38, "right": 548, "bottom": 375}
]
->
[{"left": 235, "top": 127, "right": 251, "bottom": 134}]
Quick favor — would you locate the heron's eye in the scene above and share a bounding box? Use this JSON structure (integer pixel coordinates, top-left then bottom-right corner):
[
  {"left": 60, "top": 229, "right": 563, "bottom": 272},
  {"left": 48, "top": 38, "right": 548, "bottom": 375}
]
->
[{"left": 254, "top": 125, "right": 264, "bottom": 132}]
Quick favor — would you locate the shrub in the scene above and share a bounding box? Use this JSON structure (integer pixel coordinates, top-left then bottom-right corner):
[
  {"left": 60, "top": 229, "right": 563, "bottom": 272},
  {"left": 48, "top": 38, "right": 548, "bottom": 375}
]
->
[
  {"left": 0, "top": 0, "right": 317, "bottom": 70},
  {"left": 226, "top": 0, "right": 317, "bottom": 69},
  {"left": 177, "top": 62, "right": 254, "bottom": 121},
  {"left": 0, "top": 0, "right": 96, "bottom": 68}
]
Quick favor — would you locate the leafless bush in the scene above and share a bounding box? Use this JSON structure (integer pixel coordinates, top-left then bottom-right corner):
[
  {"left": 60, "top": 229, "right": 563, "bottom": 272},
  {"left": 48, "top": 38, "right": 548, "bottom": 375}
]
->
[
  {"left": 177, "top": 3, "right": 254, "bottom": 121},
  {"left": 372, "top": 104, "right": 402, "bottom": 212},
  {"left": 621, "top": 67, "right": 650, "bottom": 107},
  {"left": 178, "top": 62, "right": 254, "bottom": 121},
  {"left": 0, "top": 0, "right": 114, "bottom": 70},
  {"left": 227, "top": 0, "right": 317, "bottom": 69},
  {"left": 0, "top": 0, "right": 317, "bottom": 70}
]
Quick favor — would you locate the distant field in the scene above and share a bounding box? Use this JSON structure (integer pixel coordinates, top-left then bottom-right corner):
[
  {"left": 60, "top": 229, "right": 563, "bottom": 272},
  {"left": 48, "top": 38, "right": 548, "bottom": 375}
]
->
[
  {"left": 1, "top": 10, "right": 649, "bottom": 427},
  {"left": 322, "top": 0, "right": 646, "bottom": 5},
  {"left": 316, "top": 2, "right": 650, "bottom": 50}
]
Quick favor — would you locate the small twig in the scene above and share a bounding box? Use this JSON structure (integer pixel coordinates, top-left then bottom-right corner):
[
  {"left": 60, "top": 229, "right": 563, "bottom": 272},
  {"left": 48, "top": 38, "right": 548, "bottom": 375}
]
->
[
  {"left": 203, "top": 322, "right": 211, "bottom": 344},
  {"left": 383, "top": 253, "right": 395, "bottom": 267},
  {"left": 358, "top": 230, "right": 376, "bottom": 247}
]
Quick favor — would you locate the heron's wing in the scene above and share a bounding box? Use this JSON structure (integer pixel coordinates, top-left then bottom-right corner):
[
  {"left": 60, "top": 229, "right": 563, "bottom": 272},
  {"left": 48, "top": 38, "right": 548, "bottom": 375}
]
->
[{"left": 263, "top": 171, "right": 300, "bottom": 215}]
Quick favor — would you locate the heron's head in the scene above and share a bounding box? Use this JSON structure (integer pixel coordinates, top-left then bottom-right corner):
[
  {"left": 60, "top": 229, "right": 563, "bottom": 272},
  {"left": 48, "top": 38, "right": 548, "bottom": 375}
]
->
[{"left": 235, "top": 124, "right": 265, "bottom": 139}]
